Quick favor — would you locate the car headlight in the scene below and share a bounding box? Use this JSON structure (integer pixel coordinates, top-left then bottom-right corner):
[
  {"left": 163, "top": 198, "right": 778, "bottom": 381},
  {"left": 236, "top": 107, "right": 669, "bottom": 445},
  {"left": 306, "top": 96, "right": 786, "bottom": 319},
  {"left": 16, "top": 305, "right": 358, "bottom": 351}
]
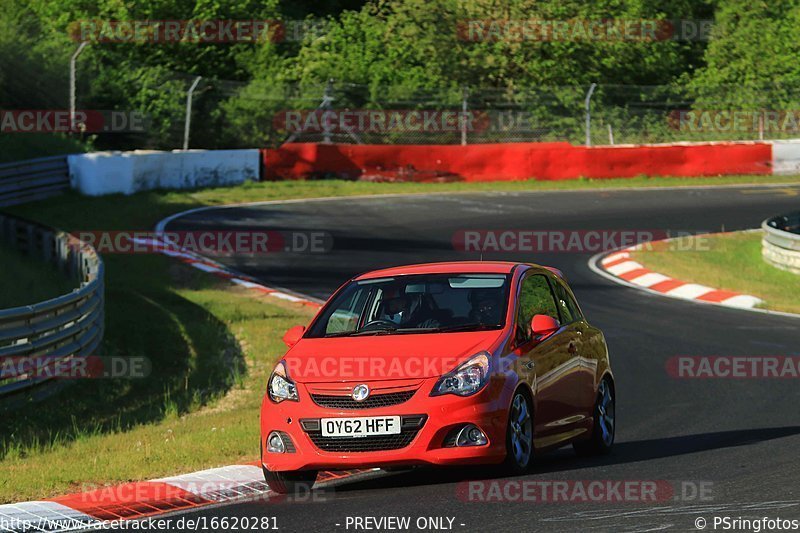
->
[
  {"left": 431, "top": 352, "right": 490, "bottom": 397},
  {"left": 268, "top": 361, "right": 299, "bottom": 403}
]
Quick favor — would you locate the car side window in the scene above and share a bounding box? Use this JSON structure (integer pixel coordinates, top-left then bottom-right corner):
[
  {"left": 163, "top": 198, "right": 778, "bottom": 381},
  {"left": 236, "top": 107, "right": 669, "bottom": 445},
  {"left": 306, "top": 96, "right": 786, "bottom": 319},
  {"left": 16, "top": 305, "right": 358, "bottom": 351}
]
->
[
  {"left": 553, "top": 281, "right": 582, "bottom": 324},
  {"left": 516, "top": 274, "right": 560, "bottom": 345},
  {"left": 325, "top": 286, "right": 371, "bottom": 334}
]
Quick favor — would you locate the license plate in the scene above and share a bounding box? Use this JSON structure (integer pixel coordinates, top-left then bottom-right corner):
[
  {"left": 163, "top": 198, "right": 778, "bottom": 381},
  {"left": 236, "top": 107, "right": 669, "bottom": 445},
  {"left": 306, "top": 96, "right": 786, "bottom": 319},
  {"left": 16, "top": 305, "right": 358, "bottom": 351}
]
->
[{"left": 320, "top": 416, "right": 402, "bottom": 438}]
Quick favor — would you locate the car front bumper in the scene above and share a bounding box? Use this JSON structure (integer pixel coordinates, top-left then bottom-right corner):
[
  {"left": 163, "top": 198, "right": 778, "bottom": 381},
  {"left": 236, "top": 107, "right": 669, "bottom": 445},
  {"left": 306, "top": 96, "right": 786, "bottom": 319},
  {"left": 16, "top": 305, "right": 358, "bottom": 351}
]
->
[{"left": 260, "top": 377, "right": 513, "bottom": 472}]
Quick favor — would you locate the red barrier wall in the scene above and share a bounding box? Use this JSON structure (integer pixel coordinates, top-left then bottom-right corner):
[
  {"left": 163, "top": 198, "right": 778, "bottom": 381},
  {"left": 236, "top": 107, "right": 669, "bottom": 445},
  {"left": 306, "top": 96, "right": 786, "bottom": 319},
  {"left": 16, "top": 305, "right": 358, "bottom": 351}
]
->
[{"left": 261, "top": 142, "right": 772, "bottom": 182}]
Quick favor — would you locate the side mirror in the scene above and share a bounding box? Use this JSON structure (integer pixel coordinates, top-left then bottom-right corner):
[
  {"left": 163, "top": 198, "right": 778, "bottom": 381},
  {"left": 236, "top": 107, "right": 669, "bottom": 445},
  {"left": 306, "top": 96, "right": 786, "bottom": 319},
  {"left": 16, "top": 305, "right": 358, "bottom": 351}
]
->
[
  {"left": 531, "top": 314, "right": 559, "bottom": 337},
  {"left": 282, "top": 325, "right": 306, "bottom": 348}
]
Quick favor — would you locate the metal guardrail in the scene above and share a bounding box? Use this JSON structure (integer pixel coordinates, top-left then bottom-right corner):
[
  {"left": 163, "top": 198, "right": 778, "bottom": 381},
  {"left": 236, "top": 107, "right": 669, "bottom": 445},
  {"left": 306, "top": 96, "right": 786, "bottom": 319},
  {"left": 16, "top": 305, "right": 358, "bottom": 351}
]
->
[
  {"left": 762, "top": 212, "right": 800, "bottom": 274},
  {"left": 0, "top": 156, "right": 70, "bottom": 208},
  {"left": 0, "top": 213, "right": 104, "bottom": 399}
]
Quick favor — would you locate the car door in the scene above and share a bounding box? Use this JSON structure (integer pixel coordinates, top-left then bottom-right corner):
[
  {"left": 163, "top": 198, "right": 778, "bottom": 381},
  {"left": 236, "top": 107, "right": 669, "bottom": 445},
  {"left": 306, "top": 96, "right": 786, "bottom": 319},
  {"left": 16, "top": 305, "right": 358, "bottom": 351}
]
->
[
  {"left": 512, "top": 272, "right": 583, "bottom": 447},
  {"left": 551, "top": 279, "right": 597, "bottom": 419}
]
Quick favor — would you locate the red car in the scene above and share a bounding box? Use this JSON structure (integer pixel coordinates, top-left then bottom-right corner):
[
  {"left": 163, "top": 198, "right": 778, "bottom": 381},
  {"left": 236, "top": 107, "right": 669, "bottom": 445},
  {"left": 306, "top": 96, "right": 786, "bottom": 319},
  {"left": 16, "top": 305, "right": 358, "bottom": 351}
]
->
[{"left": 260, "top": 262, "right": 615, "bottom": 493}]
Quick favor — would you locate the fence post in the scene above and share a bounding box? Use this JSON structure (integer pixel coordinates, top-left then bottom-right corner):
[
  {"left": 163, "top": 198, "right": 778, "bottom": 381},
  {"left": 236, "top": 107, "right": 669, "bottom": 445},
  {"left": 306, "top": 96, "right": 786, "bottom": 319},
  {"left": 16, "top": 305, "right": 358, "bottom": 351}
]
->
[
  {"left": 322, "top": 79, "right": 334, "bottom": 144},
  {"left": 584, "top": 83, "right": 597, "bottom": 147},
  {"left": 461, "top": 87, "right": 469, "bottom": 146},
  {"left": 70, "top": 41, "right": 89, "bottom": 133},
  {"left": 183, "top": 76, "right": 203, "bottom": 151}
]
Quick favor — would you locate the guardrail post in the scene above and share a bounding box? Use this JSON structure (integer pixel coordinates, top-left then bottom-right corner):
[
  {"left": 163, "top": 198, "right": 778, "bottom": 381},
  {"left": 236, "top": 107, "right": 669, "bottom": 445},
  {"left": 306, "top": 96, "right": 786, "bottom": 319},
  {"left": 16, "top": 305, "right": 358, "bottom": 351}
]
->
[
  {"left": 56, "top": 234, "right": 67, "bottom": 274},
  {"left": 69, "top": 239, "right": 79, "bottom": 281},
  {"left": 41, "top": 230, "right": 53, "bottom": 263}
]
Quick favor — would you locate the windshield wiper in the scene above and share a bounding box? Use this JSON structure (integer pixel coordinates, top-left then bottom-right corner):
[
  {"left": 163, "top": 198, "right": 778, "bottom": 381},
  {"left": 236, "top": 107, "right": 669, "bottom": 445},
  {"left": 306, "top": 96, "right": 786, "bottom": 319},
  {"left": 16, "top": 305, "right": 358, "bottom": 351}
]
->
[
  {"left": 350, "top": 327, "right": 398, "bottom": 336},
  {"left": 421, "top": 323, "right": 501, "bottom": 333}
]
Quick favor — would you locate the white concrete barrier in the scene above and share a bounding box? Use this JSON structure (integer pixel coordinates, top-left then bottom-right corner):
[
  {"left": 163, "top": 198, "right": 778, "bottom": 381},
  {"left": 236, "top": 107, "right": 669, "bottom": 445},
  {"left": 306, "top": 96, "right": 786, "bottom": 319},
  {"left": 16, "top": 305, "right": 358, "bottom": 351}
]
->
[
  {"left": 771, "top": 141, "right": 800, "bottom": 175},
  {"left": 68, "top": 149, "right": 260, "bottom": 196}
]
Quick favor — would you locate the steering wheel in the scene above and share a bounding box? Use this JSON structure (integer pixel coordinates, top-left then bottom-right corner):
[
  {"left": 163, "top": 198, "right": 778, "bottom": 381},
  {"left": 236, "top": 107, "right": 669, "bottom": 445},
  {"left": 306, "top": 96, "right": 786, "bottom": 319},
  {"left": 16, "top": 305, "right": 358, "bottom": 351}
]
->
[{"left": 360, "top": 319, "right": 398, "bottom": 331}]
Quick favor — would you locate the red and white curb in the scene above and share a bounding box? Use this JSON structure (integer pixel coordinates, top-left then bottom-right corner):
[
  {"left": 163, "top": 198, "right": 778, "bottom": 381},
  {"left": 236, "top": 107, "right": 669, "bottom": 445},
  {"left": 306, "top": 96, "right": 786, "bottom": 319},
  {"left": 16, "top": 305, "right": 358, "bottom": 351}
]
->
[
  {"left": 0, "top": 465, "right": 375, "bottom": 532},
  {"left": 591, "top": 246, "right": 763, "bottom": 309},
  {"left": 131, "top": 237, "right": 323, "bottom": 309}
]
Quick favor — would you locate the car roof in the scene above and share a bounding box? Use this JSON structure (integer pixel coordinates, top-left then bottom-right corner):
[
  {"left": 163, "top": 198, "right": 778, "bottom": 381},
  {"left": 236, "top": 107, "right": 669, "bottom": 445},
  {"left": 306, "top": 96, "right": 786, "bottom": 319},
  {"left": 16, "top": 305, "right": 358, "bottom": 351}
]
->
[{"left": 354, "top": 261, "right": 558, "bottom": 280}]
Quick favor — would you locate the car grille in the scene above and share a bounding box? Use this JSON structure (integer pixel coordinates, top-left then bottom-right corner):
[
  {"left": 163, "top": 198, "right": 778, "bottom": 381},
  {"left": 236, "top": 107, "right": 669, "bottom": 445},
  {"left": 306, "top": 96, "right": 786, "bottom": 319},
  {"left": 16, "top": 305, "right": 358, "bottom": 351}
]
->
[
  {"left": 275, "top": 431, "right": 296, "bottom": 453},
  {"left": 310, "top": 390, "right": 416, "bottom": 410},
  {"left": 307, "top": 428, "right": 421, "bottom": 452}
]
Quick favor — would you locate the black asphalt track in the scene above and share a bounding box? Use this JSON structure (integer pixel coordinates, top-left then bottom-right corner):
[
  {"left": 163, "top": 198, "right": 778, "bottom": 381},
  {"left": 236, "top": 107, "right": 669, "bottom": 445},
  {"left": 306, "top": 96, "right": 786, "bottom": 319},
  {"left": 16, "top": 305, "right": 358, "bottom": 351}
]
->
[{"left": 158, "top": 184, "right": 800, "bottom": 532}]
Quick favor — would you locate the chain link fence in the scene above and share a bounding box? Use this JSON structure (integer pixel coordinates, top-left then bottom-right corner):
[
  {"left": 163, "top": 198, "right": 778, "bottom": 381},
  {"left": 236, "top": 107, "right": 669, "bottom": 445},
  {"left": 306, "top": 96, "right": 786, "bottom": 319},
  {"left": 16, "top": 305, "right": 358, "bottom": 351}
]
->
[{"left": 69, "top": 75, "right": 800, "bottom": 151}]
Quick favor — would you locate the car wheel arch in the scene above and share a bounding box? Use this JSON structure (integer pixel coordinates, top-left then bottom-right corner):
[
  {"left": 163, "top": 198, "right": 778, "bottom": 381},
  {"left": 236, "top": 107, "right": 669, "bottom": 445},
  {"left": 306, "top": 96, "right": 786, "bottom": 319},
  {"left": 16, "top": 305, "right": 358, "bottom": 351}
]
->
[
  {"left": 597, "top": 371, "right": 615, "bottom": 396},
  {"left": 508, "top": 382, "right": 535, "bottom": 425}
]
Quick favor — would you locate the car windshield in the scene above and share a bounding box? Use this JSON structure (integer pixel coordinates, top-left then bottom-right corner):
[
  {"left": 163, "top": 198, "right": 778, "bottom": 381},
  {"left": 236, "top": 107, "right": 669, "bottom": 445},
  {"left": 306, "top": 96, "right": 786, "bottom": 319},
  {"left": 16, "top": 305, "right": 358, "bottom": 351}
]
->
[{"left": 306, "top": 274, "right": 511, "bottom": 337}]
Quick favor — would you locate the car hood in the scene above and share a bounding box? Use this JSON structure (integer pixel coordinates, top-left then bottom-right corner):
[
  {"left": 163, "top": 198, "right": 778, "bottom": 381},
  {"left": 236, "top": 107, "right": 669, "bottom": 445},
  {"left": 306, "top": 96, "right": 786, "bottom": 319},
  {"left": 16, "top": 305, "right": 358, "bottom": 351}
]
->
[{"left": 284, "top": 331, "right": 504, "bottom": 383}]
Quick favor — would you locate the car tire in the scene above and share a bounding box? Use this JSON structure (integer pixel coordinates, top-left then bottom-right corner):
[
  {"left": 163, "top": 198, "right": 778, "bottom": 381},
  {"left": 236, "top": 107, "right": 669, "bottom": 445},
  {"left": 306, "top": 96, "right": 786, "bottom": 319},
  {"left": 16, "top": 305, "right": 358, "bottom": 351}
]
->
[
  {"left": 503, "top": 389, "right": 534, "bottom": 474},
  {"left": 573, "top": 378, "right": 615, "bottom": 456},
  {"left": 262, "top": 466, "right": 318, "bottom": 495}
]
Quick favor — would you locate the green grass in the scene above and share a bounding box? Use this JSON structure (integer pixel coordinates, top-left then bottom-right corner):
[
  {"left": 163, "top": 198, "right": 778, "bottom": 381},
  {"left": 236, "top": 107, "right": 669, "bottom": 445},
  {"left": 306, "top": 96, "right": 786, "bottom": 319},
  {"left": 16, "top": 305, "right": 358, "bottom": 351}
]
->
[
  {"left": 2, "top": 173, "right": 799, "bottom": 503},
  {"left": 630, "top": 232, "right": 800, "bottom": 314},
  {"left": 0, "top": 259, "right": 316, "bottom": 502},
  {"left": 0, "top": 244, "right": 75, "bottom": 307}
]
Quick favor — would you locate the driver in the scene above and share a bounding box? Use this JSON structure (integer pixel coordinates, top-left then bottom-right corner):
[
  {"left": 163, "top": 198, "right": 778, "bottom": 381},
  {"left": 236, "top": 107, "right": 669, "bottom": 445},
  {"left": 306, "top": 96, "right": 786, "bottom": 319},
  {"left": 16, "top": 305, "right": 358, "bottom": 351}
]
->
[
  {"left": 469, "top": 289, "right": 502, "bottom": 325},
  {"left": 381, "top": 289, "right": 412, "bottom": 325}
]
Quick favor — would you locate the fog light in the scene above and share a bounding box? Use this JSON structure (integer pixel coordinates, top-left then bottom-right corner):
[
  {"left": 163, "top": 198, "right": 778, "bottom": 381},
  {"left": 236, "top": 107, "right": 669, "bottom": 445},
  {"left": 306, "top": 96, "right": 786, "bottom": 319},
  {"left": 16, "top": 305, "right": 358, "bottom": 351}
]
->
[
  {"left": 267, "top": 431, "right": 286, "bottom": 453},
  {"left": 456, "top": 424, "right": 488, "bottom": 447}
]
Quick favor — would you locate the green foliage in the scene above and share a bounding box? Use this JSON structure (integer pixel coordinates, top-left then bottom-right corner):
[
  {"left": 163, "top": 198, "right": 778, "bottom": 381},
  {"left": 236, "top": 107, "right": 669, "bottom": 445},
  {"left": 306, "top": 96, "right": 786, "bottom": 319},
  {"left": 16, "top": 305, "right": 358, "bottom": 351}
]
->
[
  {"left": 689, "top": 0, "right": 800, "bottom": 108},
  {"left": 286, "top": 0, "right": 706, "bottom": 89},
  {"left": 2, "top": 0, "right": 796, "bottom": 152},
  {"left": 0, "top": 133, "right": 87, "bottom": 162}
]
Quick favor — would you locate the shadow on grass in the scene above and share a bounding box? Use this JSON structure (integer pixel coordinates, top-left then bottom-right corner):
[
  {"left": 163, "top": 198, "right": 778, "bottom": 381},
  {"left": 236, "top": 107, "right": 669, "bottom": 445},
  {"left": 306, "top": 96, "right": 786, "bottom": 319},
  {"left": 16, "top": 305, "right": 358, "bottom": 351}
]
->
[{"left": 0, "top": 254, "right": 247, "bottom": 459}]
